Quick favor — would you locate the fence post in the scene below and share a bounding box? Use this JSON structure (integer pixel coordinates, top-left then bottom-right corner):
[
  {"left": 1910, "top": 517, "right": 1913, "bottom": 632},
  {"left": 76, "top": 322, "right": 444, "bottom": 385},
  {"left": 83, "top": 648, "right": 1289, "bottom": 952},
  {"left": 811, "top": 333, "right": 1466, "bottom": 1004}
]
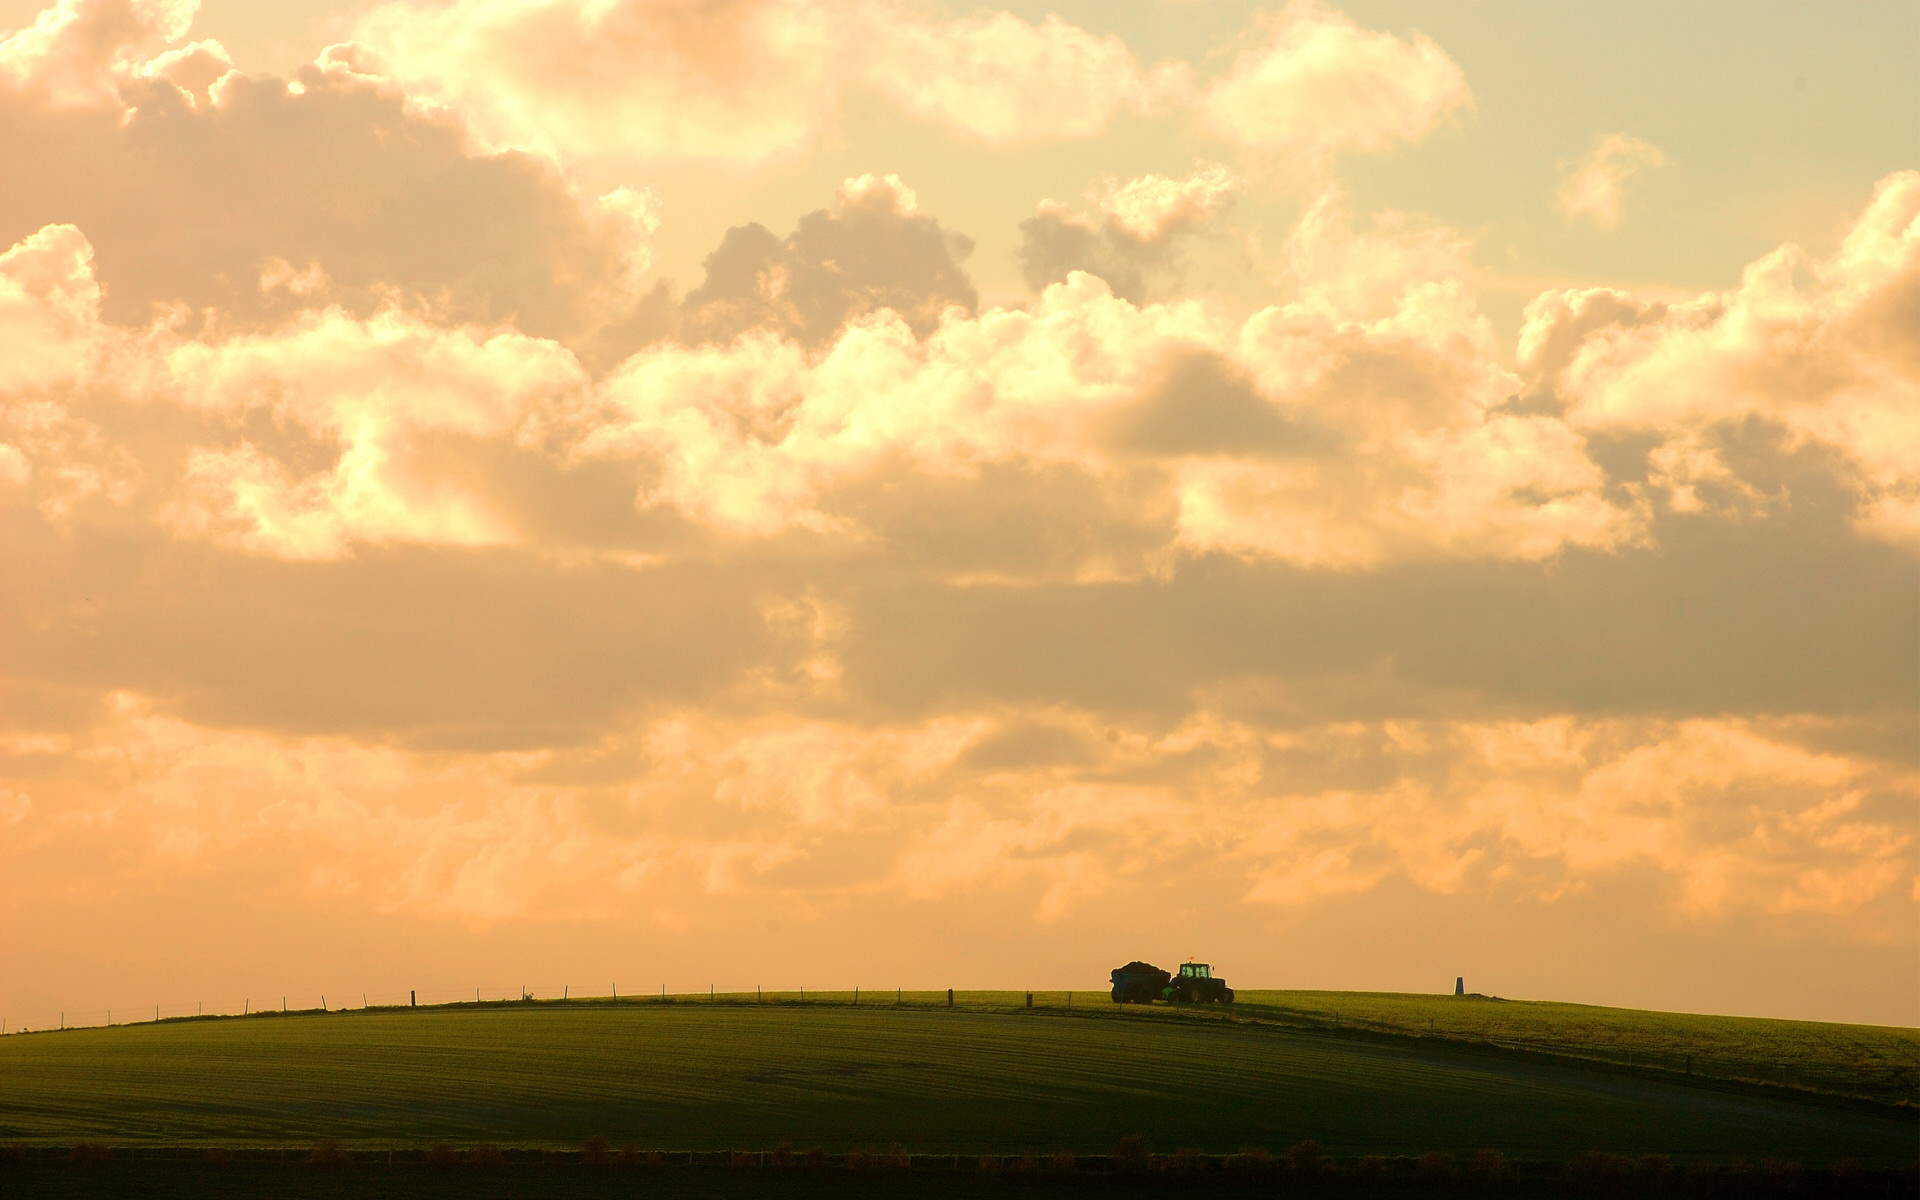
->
[
  {"left": 410, "top": 991, "right": 415, "bottom": 1008},
  {"left": 946, "top": 989, "right": 953, "bottom": 1008},
  {"left": 1026, "top": 993, "right": 1032, "bottom": 1008}
]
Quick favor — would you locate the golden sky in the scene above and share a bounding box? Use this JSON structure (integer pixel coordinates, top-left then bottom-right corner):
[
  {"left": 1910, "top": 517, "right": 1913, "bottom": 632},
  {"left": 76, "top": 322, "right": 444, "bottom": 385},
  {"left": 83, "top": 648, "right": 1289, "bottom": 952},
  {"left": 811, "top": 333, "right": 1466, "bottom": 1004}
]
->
[{"left": 1, "top": 0, "right": 1915, "bottom": 1029}]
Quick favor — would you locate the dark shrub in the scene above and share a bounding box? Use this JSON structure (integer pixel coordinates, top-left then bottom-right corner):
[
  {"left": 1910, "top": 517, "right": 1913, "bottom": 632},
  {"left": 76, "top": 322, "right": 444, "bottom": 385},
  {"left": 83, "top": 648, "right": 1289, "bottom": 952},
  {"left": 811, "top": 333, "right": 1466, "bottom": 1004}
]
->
[
  {"left": 581, "top": 1135, "right": 607, "bottom": 1166},
  {"left": 201, "top": 1148, "right": 232, "bottom": 1166},
  {"left": 471, "top": 1144, "right": 504, "bottom": 1168},
  {"left": 69, "top": 1144, "right": 110, "bottom": 1164},
  {"left": 976, "top": 1155, "right": 1000, "bottom": 1175},
  {"left": 308, "top": 1140, "right": 349, "bottom": 1169},
  {"left": 1419, "top": 1151, "right": 1455, "bottom": 1183},
  {"left": 1230, "top": 1147, "right": 1272, "bottom": 1174},
  {"left": 1569, "top": 1150, "right": 1622, "bottom": 1184},
  {"left": 1115, "top": 1133, "right": 1149, "bottom": 1171},
  {"left": 1167, "top": 1148, "right": 1204, "bottom": 1175},
  {"left": 1635, "top": 1153, "right": 1671, "bottom": 1186},
  {"left": 1051, "top": 1151, "right": 1076, "bottom": 1173},
  {"left": 771, "top": 1142, "right": 795, "bottom": 1168},
  {"left": 426, "top": 1144, "right": 457, "bottom": 1167},
  {"left": 1760, "top": 1158, "right": 1803, "bottom": 1181},
  {"left": 1355, "top": 1155, "right": 1387, "bottom": 1182},
  {"left": 845, "top": 1151, "right": 873, "bottom": 1172},
  {"left": 1471, "top": 1149, "right": 1507, "bottom": 1180},
  {"left": 1290, "top": 1140, "right": 1324, "bottom": 1176}
]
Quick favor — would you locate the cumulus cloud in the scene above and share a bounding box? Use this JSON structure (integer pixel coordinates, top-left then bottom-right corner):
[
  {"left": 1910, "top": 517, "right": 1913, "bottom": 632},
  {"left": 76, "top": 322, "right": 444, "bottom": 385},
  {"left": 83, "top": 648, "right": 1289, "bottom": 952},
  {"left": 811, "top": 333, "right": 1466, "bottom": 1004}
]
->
[
  {"left": 0, "top": 0, "right": 196, "bottom": 106},
  {"left": 579, "top": 255, "right": 1638, "bottom": 563},
  {"left": 1532, "top": 170, "right": 1920, "bottom": 548},
  {"left": 1557, "top": 133, "right": 1669, "bottom": 228},
  {"left": 680, "top": 173, "right": 977, "bottom": 348},
  {"left": 343, "top": 0, "right": 1465, "bottom": 172},
  {"left": 1101, "top": 163, "right": 1239, "bottom": 242},
  {"left": 348, "top": 0, "right": 1172, "bottom": 170},
  {"left": 1019, "top": 164, "right": 1237, "bottom": 303},
  {"left": 15, "top": 174, "right": 1916, "bottom": 574},
  {"left": 1195, "top": 0, "right": 1469, "bottom": 162},
  {"left": 351, "top": 0, "right": 845, "bottom": 169},
  {"left": 851, "top": 7, "right": 1161, "bottom": 145},
  {"left": 0, "top": 0, "right": 652, "bottom": 341}
]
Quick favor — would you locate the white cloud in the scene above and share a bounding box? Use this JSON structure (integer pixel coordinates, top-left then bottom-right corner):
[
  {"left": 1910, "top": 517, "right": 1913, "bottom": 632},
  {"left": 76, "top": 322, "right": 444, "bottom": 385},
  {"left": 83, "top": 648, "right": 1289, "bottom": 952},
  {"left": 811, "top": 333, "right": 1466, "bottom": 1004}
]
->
[
  {"left": 851, "top": 6, "right": 1157, "bottom": 145},
  {"left": 0, "top": 0, "right": 197, "bottom": 106},
  {"left": 1099, "top": 162, "right": 1238, "bottom": 243},
  {"left": 1196, "top": 0, "right": 1469, "bottom": 162},
  {"left": 9, "top": 174, "right": 1917, "bottom": 571},
  {"left": 1539, "top": 170, "right": 1920, "bottom": 548},
  {"left": 1557, "top": 133, "right": 1669, "bottom": 228},
  {"left": 344, "top": 0, "right": 1467, "bottom": 173},
  {"left": 351, "top": 0, "right": 845, "bottom": 169}
]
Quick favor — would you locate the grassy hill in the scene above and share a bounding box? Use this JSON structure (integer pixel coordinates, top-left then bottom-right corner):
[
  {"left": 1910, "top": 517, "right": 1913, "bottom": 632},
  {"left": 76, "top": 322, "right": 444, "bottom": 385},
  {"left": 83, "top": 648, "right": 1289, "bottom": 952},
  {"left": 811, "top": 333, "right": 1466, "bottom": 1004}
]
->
[{"left": 1, "top": 991, "right": 1912, "bottom": 1166}]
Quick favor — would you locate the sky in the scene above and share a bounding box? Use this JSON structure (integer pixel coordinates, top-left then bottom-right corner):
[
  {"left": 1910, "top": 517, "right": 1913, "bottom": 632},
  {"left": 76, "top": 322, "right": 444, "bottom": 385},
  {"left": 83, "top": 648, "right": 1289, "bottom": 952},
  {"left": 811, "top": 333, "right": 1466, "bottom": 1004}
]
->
[{"left": 0, "top": 0, "right": 1914, "bottom": 1031}]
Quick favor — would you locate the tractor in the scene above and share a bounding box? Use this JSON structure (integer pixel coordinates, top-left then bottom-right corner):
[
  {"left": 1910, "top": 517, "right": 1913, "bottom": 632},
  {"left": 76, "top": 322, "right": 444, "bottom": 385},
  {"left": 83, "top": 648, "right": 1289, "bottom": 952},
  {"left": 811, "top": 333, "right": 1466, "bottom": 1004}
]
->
[
  {"left": 1108, "top": 959, "right": 1234, "bottom": 1004},
  {"left": 1164, "top": 961, "right": 1234, "bottom": 1004}
]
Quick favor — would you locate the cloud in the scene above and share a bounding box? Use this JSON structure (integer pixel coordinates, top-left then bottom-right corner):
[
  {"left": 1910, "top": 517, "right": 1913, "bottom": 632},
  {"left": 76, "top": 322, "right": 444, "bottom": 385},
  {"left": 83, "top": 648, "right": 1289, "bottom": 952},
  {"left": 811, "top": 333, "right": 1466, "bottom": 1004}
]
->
[
  {"left": 1195, "top": 0, "right": 1469, "bottom": 162},
  {"left": 1101, "top": 162, "right": 1238, "bottom": 242},
  {"left": 1018, "top": 164, "right": 1237, "bottom": 304},
  {"left": 344, "top": 0, "right": 1465, "bottom": 172},
  {"left": 1557, "top": 133, "right": 1669, "bottom": 228},
  {"left": 8, "top": 173, "right": 1915, "bottom": 583},
  {"left": 347, "top": 0, "right": 1174, "bottom": 170},
  {"left": 680, "top": 173, "right": 977, "bottom": 348},
  {"left": 851, "top": 7, "right": 1160, "bottom": 145},
  {"left": 0, "top": 0, "right": 197, "bottom": 106},
  {"left": 0, "top": 19, "right": 650, "bottom": 343},
  {"left": 351, "top": 0, "right": 845, "bottom": 169},
  {"left": 10, "top": 694, "right": 1910, "bottom": 931},
  {"left": 1533, "top": 170, "right": 1920, "bottom": 548}
]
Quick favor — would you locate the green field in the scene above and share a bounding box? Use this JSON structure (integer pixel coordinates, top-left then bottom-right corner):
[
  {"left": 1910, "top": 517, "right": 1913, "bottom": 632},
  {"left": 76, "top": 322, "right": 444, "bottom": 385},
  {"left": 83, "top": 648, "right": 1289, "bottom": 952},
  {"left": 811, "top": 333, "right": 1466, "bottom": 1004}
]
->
[
  {"left": 1230, "top": 990, "right": 1918, "bottom": 1105},
  {"left": 1, "top": 992, "right": 1913, "bottom": 1166}
]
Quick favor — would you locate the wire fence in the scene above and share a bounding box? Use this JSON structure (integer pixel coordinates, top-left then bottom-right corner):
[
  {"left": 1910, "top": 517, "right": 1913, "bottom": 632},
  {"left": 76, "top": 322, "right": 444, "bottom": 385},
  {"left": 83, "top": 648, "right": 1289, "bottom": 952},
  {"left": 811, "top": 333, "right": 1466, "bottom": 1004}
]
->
[{"left": 0, "top": 985, "right": 1087, "bottom": 1037}]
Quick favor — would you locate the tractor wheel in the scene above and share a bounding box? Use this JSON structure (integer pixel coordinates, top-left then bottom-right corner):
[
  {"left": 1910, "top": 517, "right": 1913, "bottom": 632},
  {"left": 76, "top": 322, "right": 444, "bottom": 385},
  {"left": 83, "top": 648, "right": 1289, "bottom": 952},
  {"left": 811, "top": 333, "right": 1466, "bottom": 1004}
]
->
[{"left": 1221, "top": 988, "right": 1235, "bottom": 1003}]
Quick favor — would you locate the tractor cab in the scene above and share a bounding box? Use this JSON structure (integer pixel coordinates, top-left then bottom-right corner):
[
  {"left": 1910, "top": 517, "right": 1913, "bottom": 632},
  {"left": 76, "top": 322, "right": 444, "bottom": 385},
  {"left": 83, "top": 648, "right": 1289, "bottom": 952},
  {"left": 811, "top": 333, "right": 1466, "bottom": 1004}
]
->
[{"left": 1177, "top": 962, "right": 1213, "bottom": 980}]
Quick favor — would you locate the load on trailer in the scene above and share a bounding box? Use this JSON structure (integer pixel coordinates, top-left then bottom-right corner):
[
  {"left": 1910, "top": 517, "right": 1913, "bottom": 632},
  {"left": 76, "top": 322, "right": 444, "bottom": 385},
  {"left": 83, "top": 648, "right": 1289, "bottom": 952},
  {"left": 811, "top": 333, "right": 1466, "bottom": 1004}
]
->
[{"left": 1108, "top": 959, "right": 1234, "bottom": 1004}]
